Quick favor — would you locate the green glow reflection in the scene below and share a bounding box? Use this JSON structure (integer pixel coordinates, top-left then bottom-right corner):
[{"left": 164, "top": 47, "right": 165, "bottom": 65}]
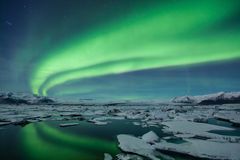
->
[{"left": 21, "top": 123, "right": 118, "bottom": 160}]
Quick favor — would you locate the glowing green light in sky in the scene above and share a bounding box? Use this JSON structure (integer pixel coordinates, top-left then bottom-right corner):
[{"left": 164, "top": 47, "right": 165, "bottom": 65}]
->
[{"left": 31, "top": 0, "right": 240, "bottom": 95}]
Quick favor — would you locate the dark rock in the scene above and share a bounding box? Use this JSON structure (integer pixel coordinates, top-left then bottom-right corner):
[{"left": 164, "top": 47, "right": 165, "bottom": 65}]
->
[
  {"left": 108, "top": 108, "right": 121, "bottom": 114},
  {"left": 13, "top": 119, "right": 30, "bottom": 127},
  {"left": 37, "top": 97, "right": 55, "bottom": 104}
]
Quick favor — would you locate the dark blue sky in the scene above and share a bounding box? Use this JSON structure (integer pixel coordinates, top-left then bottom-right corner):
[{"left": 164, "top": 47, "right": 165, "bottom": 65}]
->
[
  {"left": 49, "top": 60, "right": 240, "bottom": 100},
  {"left": 1, "top": 0, "right": 240, "bottom": 100}
]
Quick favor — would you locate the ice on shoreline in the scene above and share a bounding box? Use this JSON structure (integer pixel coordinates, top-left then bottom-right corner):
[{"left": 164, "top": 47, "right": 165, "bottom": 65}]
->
[
  {"left": 117, "top": 130, "right": 240, "bottom": 160},
  {"left": 155, "top": 139, "right": 240, "bottom": 160},
  {"left": 0, "top": 94, "right": 240, "bottom": 160},
  {"left": 59, "top": 122, "right": 79, "bottom": 127}
]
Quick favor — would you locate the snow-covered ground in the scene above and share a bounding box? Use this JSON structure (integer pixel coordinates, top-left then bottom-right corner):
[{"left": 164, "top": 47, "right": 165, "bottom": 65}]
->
[
  {"left": 0, "top": 92, "right": 55, "bottom": 104},
  {"left": 0, "top": 97, "right": 240, "bottom": 159},
  {"left": 172, "top": 91, "right": 240, "bottom": 105},
  {"left": 155, "top": 138, "right": 240, "bottom": 160},
  {"left": 116, "top": 131, "right": 240, "bottom": 160}
]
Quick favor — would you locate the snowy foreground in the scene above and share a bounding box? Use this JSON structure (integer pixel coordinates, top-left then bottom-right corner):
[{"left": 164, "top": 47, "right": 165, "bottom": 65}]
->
[{"left": 1, "top": 101, "right": 240, "bottom": 160}]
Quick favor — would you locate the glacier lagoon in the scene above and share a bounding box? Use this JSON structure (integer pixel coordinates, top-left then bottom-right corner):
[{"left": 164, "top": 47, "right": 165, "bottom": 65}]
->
[{"left": 0, "top": 101, "right": 240, "bottom": 160}]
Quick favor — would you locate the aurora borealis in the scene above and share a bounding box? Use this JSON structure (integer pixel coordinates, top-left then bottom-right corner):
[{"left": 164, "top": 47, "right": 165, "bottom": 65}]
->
[{"left": 1, "top": 0, "right": 240, "bottom": 100}]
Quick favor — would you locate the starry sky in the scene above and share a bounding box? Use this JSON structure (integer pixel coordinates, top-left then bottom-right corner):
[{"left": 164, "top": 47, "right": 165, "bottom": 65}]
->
[{"left": 1, "top": 0, "right": 240, "bottom": 101}]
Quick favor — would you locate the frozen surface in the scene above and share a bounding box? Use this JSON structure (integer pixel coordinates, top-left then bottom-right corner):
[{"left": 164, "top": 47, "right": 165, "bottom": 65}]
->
[
  {"left": 117, "top": 130, "right": 240, "bottom": 160},
  {"left": 214, "top": 111, "right": 240, "bottom": 126},
  {"left": 161, "top": 120, "right": 239, "bottom": 141},
  {"left": 172, "top": 91, "right": 240, "bottom": 105},
  {"left": 117, "top": 134, "right": 159, "bottom": 160},
  {"left": 0, "top": 92, "right": 55, "bottom": 104},
  {"left": 104, "top": 153, "right": 112, "bottom": 160},
  {"left": 59, "top": 122, "right": 79, "bottom": 127},
  {"left": 0, "top": 96, "right": 240, "bottom": 160},
  {"left": 116, "top": 153, "right": 144, "bottom": 160},
  {"left": 155, "top": 139, "right": 240, "bottom": 160},
  {"left": 142, "top": 131, "right": 159, "bottom": 143}
]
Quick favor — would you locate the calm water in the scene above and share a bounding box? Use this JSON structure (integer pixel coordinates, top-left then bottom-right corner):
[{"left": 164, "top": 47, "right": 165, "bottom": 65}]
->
[{"left": 0, "top": 119, "right": 239, "bottom": 160}]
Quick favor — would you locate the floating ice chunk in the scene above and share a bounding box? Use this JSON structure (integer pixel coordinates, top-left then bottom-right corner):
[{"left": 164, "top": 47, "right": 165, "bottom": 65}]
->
[
  {"left": 59, "top": 122, "right": 79, "bottom": 127},
  {"left": 162, "top": 120, "right": 235, "bottom": 140},
  {"left": 142, "top": 131, "right": 159, "bottom": 143},
  {"left": 104, "top": 153, "right": 112, "bottom": 160},
  {"left": 154, "top": 139, "right": 240, "bottom": 160},
  {"left": 117, "top": 134, "right": 159, "bottom": 160},
  {"left": 214, "top": 111, "right": 240, "bottom": 126},
  {"left": 116, "top": 153, "right": 144, "bottom": 160},
  {"left": 87, "top": 119, "right": 108, "bottom": 125},
  {"left": 108, "top": 108, "right": 121, "bottom": 115},
  {"left": 94, "top": 116, "right": 124, "bottom": 121},
  {"left": 148, "top": 110, "right": 168, "bottom": 121},
  {"left": 133, "top": 122, "right": 141, "bottom": 126},
  {"left": 0, "top": 122, "right": 11, "bottom": 126}
]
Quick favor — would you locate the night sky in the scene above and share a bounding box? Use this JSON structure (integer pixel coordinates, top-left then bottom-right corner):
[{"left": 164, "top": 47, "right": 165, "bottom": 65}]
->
[{"left": 1, "top": 0, "right": 240, "bottom": 101}]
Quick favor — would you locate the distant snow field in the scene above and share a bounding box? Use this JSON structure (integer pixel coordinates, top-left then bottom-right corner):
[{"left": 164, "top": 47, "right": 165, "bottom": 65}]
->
[{"left": 0, "top": 91, "right": 240, "bottom": 160}]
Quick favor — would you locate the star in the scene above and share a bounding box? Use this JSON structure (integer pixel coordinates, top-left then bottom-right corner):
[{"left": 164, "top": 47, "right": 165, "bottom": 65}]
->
[{"left": 5, "top": 21, "right": 13, "bottom": 26}]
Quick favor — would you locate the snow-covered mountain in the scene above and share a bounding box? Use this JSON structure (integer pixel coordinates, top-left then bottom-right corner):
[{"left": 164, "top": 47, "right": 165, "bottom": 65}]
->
[
  {"left": 0, "top": 92, "right": 55, "bottom": 105},
  {"left": 172, "top": 92, "right": 240, "bottom": 105}
]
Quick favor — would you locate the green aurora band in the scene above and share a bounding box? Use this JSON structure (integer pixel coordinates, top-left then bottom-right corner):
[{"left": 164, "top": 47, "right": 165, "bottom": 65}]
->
[{"left": 30, "top": 0, "right": 240, "bottom": 96}]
